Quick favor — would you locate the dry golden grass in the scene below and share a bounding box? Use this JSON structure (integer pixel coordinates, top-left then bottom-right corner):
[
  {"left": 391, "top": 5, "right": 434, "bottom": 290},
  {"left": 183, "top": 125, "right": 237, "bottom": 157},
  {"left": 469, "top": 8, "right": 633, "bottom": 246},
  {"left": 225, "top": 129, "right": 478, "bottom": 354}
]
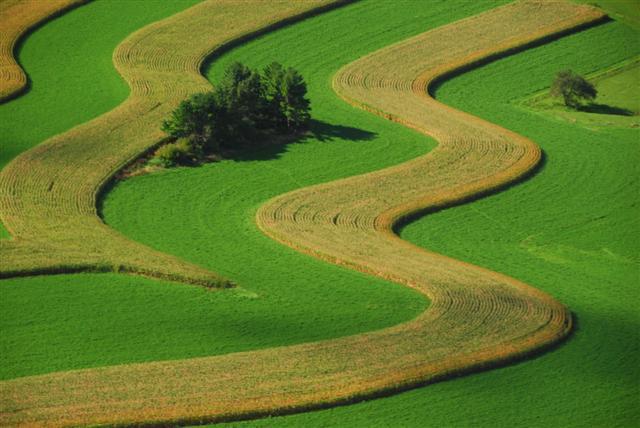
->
[
  {"left": 0, "top": 0, "right": 339, "bottom": 288},
  {"left": 0, "top": 0, "right": 86, "bottom": 102},
  {"left": 0, "top": 1, "right": 606, "bottom": 426}
]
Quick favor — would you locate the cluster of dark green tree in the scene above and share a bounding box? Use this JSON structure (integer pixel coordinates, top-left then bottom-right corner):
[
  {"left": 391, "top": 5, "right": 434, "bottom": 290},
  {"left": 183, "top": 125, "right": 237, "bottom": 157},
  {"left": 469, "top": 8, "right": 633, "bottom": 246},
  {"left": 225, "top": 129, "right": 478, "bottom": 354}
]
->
[
  {"left": 155, "top": 61, "right": 310, "bottom": 167},
  {"left": 551, "top": 69, "right": 597, "bottom": 109}
]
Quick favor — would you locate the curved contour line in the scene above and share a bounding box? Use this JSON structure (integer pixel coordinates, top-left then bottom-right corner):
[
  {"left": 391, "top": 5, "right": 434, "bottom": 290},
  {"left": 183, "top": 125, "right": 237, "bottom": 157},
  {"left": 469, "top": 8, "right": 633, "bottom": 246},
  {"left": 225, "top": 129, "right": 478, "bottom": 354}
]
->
[
  {"left": 0, "top": 1, "right": 607, "bottom": 426},
  {"left": 0, "top": 0, "right": 88, "bottom": 103}
]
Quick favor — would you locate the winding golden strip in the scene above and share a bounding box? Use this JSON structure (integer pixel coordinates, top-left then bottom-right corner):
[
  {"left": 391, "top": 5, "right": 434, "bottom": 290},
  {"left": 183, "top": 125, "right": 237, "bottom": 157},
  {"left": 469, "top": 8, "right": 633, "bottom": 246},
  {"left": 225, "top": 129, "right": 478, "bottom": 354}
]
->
[
  {"left": 0, "top": 1, "right": 606, "bottom": 426},
  {"left": 0, "top": 0, "right": 86, "bottom": 103},
  {"left": 0, "top": 0, "right": 340, "bottom": 288}
]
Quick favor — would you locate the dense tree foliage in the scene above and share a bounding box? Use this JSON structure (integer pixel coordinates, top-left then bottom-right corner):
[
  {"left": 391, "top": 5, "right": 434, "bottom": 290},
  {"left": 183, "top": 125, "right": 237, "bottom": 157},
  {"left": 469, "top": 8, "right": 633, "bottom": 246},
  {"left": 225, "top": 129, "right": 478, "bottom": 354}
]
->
[
  {"left": 550, "top": 69, "right": 597, "bottom": 109},
  {"left": 158, "top": 61, "right": 310, "bottom": 166}
]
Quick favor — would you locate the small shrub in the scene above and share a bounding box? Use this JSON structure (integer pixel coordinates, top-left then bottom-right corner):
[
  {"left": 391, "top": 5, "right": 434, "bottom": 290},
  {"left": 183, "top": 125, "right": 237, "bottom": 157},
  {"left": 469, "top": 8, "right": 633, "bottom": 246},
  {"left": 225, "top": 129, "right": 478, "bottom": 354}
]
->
[{"left": 154, "top": 137, "right": 202, "bottom": 167}]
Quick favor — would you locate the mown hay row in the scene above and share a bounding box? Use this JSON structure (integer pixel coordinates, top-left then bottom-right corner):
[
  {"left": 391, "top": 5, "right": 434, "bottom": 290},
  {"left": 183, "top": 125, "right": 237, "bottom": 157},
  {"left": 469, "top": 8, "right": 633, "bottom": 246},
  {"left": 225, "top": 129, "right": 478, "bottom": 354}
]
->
[
  {"left": 0, "top": 1, "right": 606, "bottom": 426},
  {"left": 0, "top": 0, "right": 87, "bottom": 103},
  {"left": 0, "top": 0, "right": 341, "bottom": 288}
]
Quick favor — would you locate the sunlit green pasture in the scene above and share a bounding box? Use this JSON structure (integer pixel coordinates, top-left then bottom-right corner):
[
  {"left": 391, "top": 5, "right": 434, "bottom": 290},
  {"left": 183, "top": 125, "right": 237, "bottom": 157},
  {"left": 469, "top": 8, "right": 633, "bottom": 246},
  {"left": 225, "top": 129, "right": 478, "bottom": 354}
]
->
[
  {"left": 525, "top": 58, "right": 639, "bottom": 129},
  {"left": 217, "top": 16, "right": 639, "bottom": 428},
  {"left": 2, "top": 0, "right": 637, "bottom": 426},
  {"left": 3, "top": 0, "right": 509, "bottom": 381}
]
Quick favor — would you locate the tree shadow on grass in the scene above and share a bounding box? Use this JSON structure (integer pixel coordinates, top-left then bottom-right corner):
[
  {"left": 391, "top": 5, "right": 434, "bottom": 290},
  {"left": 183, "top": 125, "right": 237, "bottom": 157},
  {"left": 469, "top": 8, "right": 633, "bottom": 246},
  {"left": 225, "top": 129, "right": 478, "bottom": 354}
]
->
[
  {"left": 579, "top": 103, "right": 635, "bottom": 116},
  {"left": 226, "top": 119, "right": 377, "bottom": 162}
]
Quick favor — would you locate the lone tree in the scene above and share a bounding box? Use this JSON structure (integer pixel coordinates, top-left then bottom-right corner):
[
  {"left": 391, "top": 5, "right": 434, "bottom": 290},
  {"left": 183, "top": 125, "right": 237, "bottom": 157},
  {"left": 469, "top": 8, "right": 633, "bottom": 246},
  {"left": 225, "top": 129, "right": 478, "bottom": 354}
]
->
[{"left": 550, "top": 70, "right": 597, "bottom": 109}]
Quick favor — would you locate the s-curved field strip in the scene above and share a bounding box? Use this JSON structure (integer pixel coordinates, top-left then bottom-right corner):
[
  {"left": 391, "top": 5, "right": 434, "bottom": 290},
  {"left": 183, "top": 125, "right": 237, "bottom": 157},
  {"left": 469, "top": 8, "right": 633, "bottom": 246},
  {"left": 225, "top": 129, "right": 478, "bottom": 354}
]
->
[
  {"left": 0, "top": 0, "right": 342, "bottom": 287},
  {"left": 1, "top": 0, "right": 437, "bottom": 385},
  {"left": 218, "top": 4, "right": 638, "bottom": 427},
  {"left": 0, "top": 0, "right": 86, "bottom": 102},
  {"left": 0, "top": 0, "right": 618, "bottom": 426}
]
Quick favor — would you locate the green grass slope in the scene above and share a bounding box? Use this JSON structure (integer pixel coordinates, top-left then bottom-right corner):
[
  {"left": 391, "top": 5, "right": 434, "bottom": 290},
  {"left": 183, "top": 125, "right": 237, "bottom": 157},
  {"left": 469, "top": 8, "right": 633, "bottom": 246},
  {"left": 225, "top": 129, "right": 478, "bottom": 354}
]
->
[
  {"left": 0, "top": 0, "right": 201, "bottom": 237},
  {"left": 2, "top": 0, "right": 508, "bottom": 380},
  {"left": 525, "top": 59, "right": 640, "bottom": 128},
  {"left": 576, "top": 0, "right": 640, "bottom": 30},
  {"left": 101, "top": 0, "right": 513, "bottom": 379},
  {"left": 219, "top": 19, "right": 639, "bottom": 428},
  {"left": 6, "top": 3, "right": 635, "bottom": 425},
  {"left": 595, "top": 61, "right": 639, "bottom": 113}
]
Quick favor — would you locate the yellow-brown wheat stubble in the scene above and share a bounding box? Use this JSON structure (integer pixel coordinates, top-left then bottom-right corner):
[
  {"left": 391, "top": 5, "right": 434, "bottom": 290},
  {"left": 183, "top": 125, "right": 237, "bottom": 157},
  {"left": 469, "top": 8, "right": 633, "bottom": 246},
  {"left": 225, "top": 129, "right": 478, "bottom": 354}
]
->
[
  {"left": 0, "top": 0, "right": 87, "bottom": 102},
  {"left": 0, "top": 0, "right": 606, "bottom": 426}
]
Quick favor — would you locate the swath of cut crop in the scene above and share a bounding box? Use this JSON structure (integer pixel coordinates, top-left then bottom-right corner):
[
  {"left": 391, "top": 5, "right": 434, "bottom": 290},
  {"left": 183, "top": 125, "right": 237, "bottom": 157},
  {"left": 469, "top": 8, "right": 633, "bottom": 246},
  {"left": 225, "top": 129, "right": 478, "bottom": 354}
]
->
[
  {"left": 0, "top": 0, "right": 342, "bottom": 289},
  {"left": 0, "top": 0, "right": 87, "bottom": 103},
  {"left": 0, "top": 1, "right": 606, "bottom": 426}
]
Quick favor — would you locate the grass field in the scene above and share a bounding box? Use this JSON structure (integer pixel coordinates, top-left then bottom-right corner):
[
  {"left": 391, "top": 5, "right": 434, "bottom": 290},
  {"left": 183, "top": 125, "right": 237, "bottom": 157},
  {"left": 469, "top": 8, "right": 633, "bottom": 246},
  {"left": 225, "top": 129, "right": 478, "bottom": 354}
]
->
[
  {"left": 524, "top": 58, "right": 639, "bottom": 128},
  {"left": 1, "top": 0, "right": 490, "bottom": 382},
  {"left": 0, "top": 0, "right": 426, "bottom": 382},
  {"left": 5, "top": 1, "right": 610, "bottom": 424},
  {"left": 1, "top": 0, "right": 637, "bottom": 425},
  {"left": 0, "top": 0, "right": 200, "bottom": 238},
  {"left": 214, "top": 15, "right": 639, "bottom": 428},
  {"left": 592, "top": 61, "right": 639, "bottom": 113},
  {"left": 576, "top": 0, "right": 640, "bottom": 30},
  {"left": 0, "top": 0, "right": 84, "bottom": 102},
  {"left": 104, "top": 0, "right": 516, "bottom": 377},
  {"left": 1, "top": 1, "right": 357, "bottom": 293}
]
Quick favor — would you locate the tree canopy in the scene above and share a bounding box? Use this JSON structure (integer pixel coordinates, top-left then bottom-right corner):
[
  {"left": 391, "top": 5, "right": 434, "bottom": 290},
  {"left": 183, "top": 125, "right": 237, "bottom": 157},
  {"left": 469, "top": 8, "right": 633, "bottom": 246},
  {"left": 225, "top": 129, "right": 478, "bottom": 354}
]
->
[
  {"left": 158, "top": 61, "right": 311, "bottom": 166},
  {"left": 550, "top": 69, "right": 597, "bottom": 109}
]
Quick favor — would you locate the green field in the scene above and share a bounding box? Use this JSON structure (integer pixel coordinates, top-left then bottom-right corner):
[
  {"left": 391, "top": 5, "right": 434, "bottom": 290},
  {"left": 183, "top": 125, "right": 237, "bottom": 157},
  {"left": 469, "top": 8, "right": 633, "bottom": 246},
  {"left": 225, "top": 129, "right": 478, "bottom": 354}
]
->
[
  {"left": 2, "top": 0, "right": 512, "bottom": 381},
  {"left": 525, "top": 59, "right": 640, "bottom": 128},
  {"left": 594, "top": 61, "right": 640, "bottom": 113},
  {"left": 102, "top": 0, "right": 515, "bottom": 379},
  {"left": 1, "top": 0, "right": 638, "bottom": 425},
  {"left": 576, "top": 0, "right": 640, "bottom": 30},
  {"left": 212, "top": 14, "right": 639, "bottom": 428},
  {"left": 0, "top": 0, "right": 201, "bottom": 238}
]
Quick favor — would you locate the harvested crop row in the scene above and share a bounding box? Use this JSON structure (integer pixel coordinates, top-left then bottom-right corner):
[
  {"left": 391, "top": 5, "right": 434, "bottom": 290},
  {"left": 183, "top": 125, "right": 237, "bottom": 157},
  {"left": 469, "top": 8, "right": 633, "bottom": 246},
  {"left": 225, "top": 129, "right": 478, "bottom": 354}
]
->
[
  {"left": 0, "top": 0, "right": 341, "bottom": 288},
  {"left": 0, "top": 1, "right": 606, "bottom": 426},
  {"left": 0, "top": 0, "right": 86, "bottom": 102}
]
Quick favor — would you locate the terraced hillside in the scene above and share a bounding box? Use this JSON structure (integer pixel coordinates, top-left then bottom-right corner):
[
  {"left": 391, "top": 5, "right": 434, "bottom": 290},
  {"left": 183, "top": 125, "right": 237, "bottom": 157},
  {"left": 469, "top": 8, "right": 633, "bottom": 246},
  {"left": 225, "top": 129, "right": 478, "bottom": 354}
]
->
[{"left": 1, "top": 0, "right": 637, "bottom": 426}]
